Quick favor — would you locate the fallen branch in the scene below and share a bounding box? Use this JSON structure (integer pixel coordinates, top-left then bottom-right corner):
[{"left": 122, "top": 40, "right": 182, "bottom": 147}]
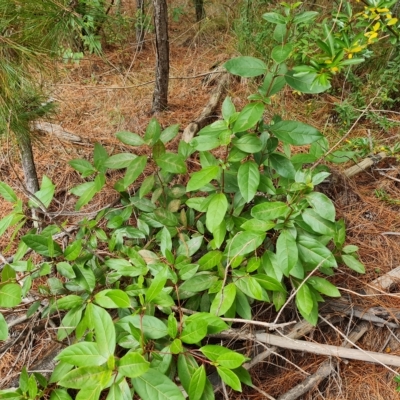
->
[
  {"left": 276, "top": 321, "right": 369, "bottom": 400},
  {"left": 215, "top": 330, "right": 400, "bottom": 367},
  {"left": 343, "top": 152, "right": 386, "bottom": 178},
  {"left": 31, "top": 121, "right": 84, "bottom": 143},
  {"left": 182, "top": 70, "right": 230, "bottom": 142}
]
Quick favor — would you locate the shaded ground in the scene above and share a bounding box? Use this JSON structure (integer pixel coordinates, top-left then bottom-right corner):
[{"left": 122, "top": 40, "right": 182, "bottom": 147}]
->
[{"left": 1, "top": 4, "right": 400, "bottom": 399}]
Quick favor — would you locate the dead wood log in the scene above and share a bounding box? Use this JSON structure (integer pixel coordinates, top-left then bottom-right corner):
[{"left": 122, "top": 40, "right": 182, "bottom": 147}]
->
[
  {"left": 276, "top": 321, "right": 369, "bottom": 400},
  {"left": 343, "top": 151, "right": 386, "bottom": 178},
  {"left": 31, "top": 121, "right": 84, "bottom": 143},
  {"left": 182, "top": 71, "right": 230, "bottom": 143},
  {"left": 215, "top": 330, "right": 400, "bottom": 367},
  {"left": 364, "top": 265, "right": 400, "bottom": 295}
]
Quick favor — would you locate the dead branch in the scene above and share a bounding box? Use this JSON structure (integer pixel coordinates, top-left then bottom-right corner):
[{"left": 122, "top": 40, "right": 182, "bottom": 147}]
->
[
  {"left": 215, "top": 330, "right": 400, "bottom": 367},
  {"left": 31, "top": 121, "right": 84, "bottom": 143},
  {"left": 182, "top": 71, "right": 230, "bottom": 142},
  {"left": 343, "top": 152, "right": 387, "bottom": 178},
  {"left": 276, "top": 321, "right": 369, "bottom": 400}
]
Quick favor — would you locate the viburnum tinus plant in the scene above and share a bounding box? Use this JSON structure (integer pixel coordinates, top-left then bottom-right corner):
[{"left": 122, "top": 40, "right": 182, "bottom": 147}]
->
[{"left": 0, "top": 5, "right": 371, "bottom": 400}]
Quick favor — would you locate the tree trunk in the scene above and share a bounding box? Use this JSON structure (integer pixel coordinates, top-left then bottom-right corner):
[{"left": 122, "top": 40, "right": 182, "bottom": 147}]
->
[
  {"left": 136, "top": 0, "right": 146, "bottom": 50},
  {"left": 152, "top": 0, "right": 169, "bottom": 113},
  {"left": 18, "top": 135, "right": 39, "bottom": 194},
  {"left": 194, "top": 0, "right": 205, "bottom": 22}
]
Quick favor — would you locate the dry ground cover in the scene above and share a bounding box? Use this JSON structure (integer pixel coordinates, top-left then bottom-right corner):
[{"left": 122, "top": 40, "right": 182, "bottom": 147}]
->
[{"left": 2, "top": 4, "right": 400, "bottom": 399}]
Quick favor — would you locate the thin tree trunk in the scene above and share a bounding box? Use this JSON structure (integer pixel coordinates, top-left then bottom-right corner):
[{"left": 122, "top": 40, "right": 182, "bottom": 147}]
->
[
  {"left": 152, "top": 0, "right": 169, "bottom": 113},
  {"left": 136, "top": 0, "right": 145, "bottom": 50},
  {"left": 194, "top": 0, "right": 205, "bottom": 22},
  {"left": 18, "top": 135, "right": 39, "bottom": 194}
]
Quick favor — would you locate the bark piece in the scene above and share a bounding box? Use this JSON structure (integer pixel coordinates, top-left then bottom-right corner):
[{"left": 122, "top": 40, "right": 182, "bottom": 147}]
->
[
  {"left": 343, "top": 151, "right": 386, "bottom": 177},
  {"left": 182, "top": 71, "right": 229, "bottom": 142},
  {"left": 31, "top": 121, "right": 83, "bottom": 143},
  {"left": 364, "top": 265, "right": 400, "bottom": 295}
]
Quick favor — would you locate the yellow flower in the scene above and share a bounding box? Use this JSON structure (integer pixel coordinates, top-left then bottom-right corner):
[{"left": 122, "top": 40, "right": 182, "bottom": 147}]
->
[
  {"left": 330, "top": 66, "right": 339, "bottom": 73},
  {"left": 387, "top": 18, "right": 398, "bottom": 26},
  {"left": 377, "top": 8, "right": 389, "bottom": 13},
  {"left": 348, "top": 53, "right": 353, "bottom": 59},
  {"left": 373, "top": 22, "right": 381, "bottom": 31}
]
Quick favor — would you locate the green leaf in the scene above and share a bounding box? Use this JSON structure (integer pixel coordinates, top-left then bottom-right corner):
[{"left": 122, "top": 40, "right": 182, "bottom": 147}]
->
[
  {"left": 188, "top": 366, "right": 206, "bottom": 400},
  {"left": 306, "top": 192, "right": 336, "bottom": 222},
  {"left": 217, "top": 351, "right": 247, "bottom": 369},
  {"left": 58, "top": 306, "right": 83, "bottom": 340},
  {"left": 200, "top": 345, "right": 233, "bottom": 361},
  {"left": 234, "top": 275, "right": 264, "bottom": 301},
  {"left": 271, "top": 44, "right": 293, "bottom": 63},
  {"left": 308, "top": 277, "right": 340, "bottom": 297},
  {"left": 0, "top": 214, "right": 16, "bottom": 237},
  {"left": 343, "top": 245, "right": 359, "bottom": 254},
  {"left": 342, "top": 255, "right": 365, "bottom": 273},
  {"left": 180, "top": 322, "right": 208, "bottom": 344},
  {"left": 296, "top": 284, "right": 314, "bottom": 315},
  {"left": 56, "top": 342, "right": 107, "bottom": 367},
  {"left": 180, "top": 273, "right": 218, "bottom": 292},
  {"left": 222, "top": 97, "right": 236, "bottom": 121},
  {"left": 104, "top": 153, "right": 137, "bottom": 169},
  {"left": 251, "top": 201, "right": 289, "bottom": 220},
  {"left": 119, "top": 352, "right": 150, "bottom": 378},
  {"left": 206, "top": 193, "right": 228, "bottom": 233},
  {"left": 302, "top": 209, "right": 335, "bottom": 236},
  {"left": 297, "top": 236, "right": 337, "bottom": 269},
  {"left": 210, "top": 283, "right": 236, "bottom": 316},
  {"left": 232, "top": 103, "right": 264, "bottom": 133},
  {"left": 262, "top": 12, "right": 287, "bottom": 24},
  {"left": 144, "top": 118, "right": 162, "bottom": 144},
  {"left": 269, "top": 153, "right": 296, "bottom": 179},
  {"left": 69, "top": 159, "right": 96, "bottom": 177},
  {"left": 0, "top": 313, "right": 8, "bottom": 340},
  {"left": 225, "top": 231, "right": 265, "bottom": 259},
  {"left": 28, "top": 175, "right": 55, "bottom": 208},
  {"left": 233, "top": 134, "right": 263, "bottom": 153},
  {"left": 160, "top": 124, "right": 180, "bottom": 144},
  {"left": 132, "top": 369, "right": 185, "bottom": 400},
  {"left": 254, "top": 274, "right": 286, "bottom": 292},
  {"left": 156, "top": 153, "right": 187, "bottom": 174},
  {"left": 62, "top": 239, "right": 81, "bottom": 261},
  {"left": 140, "top": 175, "right": 155, "bottom": 199},
  {"left": 146, "top": 267, "right": 168, "bottom": 303},
  {"left": 0, "top": 182, "right": 17, "bottom": 202},
  {"left": 0, "top": 283, "right": 25, "bottom": 308},
  {"left": 293, "top": 11, "right": 318, "bottom": 24},
  {"left": 50, "top": 389, "right": 73, "bottom": 400},
  {"left": 217, "top": 367, "right": 242, "bottom": 392},
  {"left": 116, "top": 131, "right": 145, "bottom": 146},
  {"left": 94, "top": 289, "right": 131, "bottom": 308},
  {"left": 123, "top": 156, "right": 147, "bottom": 187},
  {"left": 153, "top": 140, "right": 166, "bottom": 160},
  {"left": 93, "top": 143, "right": 108, "bottom": 171},
  {"left": 238, "top": 161, "right": 260, "bottom": 202},
  {"left": 75, "top": 174, "right": 105, "bottom": 210},
  {"left": 224, "top": 56, "right": 267, "bottom": 78},
  {"left": 187, "top": 166, "right": 219, "bottom": 192},
  {"left": 58, "top": 365, "right": 111, "bottom": 390},
  {"left": 235, "top": 288, "right": 252, "bottom": 320},
  {"left": 119, "top": 315, "right": 168, "bottom": 339},
  {"left": 154, "top": 208, "right": 179, "bottom": 227},
  {"left": 22, "top": 234, "right": 63, "bottom": 257},
  {"left": 89, "top": 304, "right": 116, "bottom": 357},
  {"left": 177, "top": 236, "right": 203, "bottom": 257},
  {"left": 54, "top": 294, "right": 83, "bottom": 310},
  {"left": 269, "top": 121, "right": 322, "bottom": 145},
  {"left": 240, "top": 219, "right": 275, "bottom": 232},
  {"left": 198, "top": 251, "right": 222, "bottom": 271},
  {"left": 285, "top": 70, "right": 331, "bottom": 94}
]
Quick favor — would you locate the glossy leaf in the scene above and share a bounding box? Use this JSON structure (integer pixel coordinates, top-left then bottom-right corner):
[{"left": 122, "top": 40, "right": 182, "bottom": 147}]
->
[
  {"left": 188, "top": 365, "right": 206, "bottom": 400},
  {"left": 217, "top": 367, "right": 242, "bottom": 392},
  {"left": 180, "top": 322, "right": 208, "bottom": 344},
  {"left": 268, "top": 120, "right": 322, "bottom": 145},
  {"left": 90, "top": 304, "right": 116, "bottom": 357},
  {"left": 285, "top": 70, "right": 331, "bottom": 94},
  {"left": 306, "top": 192, "right": 336, "bottom": 222},
  {"left": 186, "top": 166, "right": 219, "bottom": 192},
  {"left": 269, "top": 153, "right": 296, "bottom": 179},
  {"left": 56, "top": 342, "right": 107, "bottom": 367},
  {"left": 251, "top": 201, "right": 289, "bottom": 220},
  {"left": 225, "top": 231, "right": 265, "bottom": 259},
  {"left": 233, "top": 134, "right": 263, "bottom": 153},
  {"left": 0, "top": 283, "right": 22, "bottom": 307},
  {"left": 342, "top": 255, "right": 365, "bottom": 273},
  {"left": 296, "top": 284, "right": 314, "bottom": 315},
  {"left": 271, "top": 44, "right": 293, "bottom": 63},
  {"left": 156, "top": 153, "right": 187, "bottom": 174},
  {"left": 116, "top": 131, "right": 145, "bottom": 146},
  {"left": 132, "top": 369, "right": 185, "bottom": 400},
  {"left": 224, "top": 56, "right": 267, "bottom": 78},
  {"left": 297, "top": 236, "right": 337, "bottom": 269},
  {"left": 210, "top": 283, "right": 236, "bottom": 316},
  {"left": 0, "top": 313, "right": 8, "bottom": 340},
  {"left": 206, "top": 193, "right": 228, "bottom": 233},
  {"left": 308, "top": 277, "right": 340, "bottom": 297},
  {"left": 119, "top": 352, "right": 150, "bottom": 378},
  {"left": 232, "top": 103, "right": 264, "bottom": 133},
  {"left": 104, "top": 153, "right": 137, "bottom": 169},
  {"left": 238, "top": 161, "right": 260, "bottom": 202},
  {"left": 123, "top": 156, "right": 147, "bottom": 187},
  {"left": 0, "top": 182, "right": 17, "bottom": 202},
  {"left": 302, "top": 209, "right": 335, "bottom": 236},
  {"left": 22, "top": 234, "right": 63, "bottom": 257}
]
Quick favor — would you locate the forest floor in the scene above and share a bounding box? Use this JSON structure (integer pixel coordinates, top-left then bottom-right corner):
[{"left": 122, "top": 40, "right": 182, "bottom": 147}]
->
[{"left": 2, "top": 4, "right": 400, "bottom": 399}]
